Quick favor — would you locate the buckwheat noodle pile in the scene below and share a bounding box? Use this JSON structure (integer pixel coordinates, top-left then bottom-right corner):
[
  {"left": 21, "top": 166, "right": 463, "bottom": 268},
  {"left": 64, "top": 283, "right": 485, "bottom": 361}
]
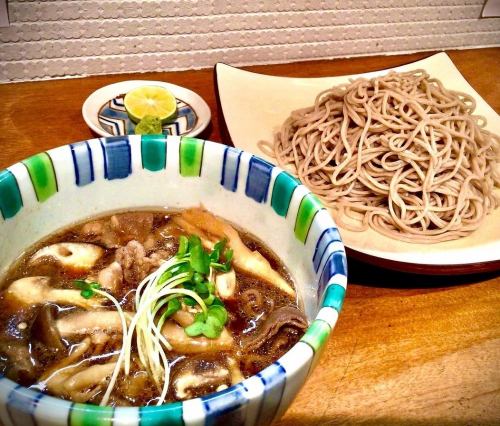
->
[{"left": 262, "top": 70, "right": 500, "bottom": 243}]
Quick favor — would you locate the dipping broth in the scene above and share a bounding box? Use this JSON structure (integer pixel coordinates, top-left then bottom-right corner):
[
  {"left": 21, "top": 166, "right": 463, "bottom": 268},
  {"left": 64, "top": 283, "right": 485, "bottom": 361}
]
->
[{"left": 0, "top": 208, "right": 307, "bottom": 406}]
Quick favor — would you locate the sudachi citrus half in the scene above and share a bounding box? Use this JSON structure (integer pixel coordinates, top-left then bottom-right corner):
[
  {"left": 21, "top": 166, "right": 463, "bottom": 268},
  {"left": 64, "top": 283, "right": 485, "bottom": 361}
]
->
[{"left": 124, "top": 85, "right": 177, "bottom": 124}]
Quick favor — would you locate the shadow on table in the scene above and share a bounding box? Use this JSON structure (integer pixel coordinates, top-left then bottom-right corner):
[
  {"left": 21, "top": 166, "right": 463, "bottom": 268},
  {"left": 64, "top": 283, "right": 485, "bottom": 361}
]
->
[
  {"left": 347, "top": 256, "right": 499, "bottom": 289},
  {"left": 276, "top": 414, "right": 491, "bottom": 426}
]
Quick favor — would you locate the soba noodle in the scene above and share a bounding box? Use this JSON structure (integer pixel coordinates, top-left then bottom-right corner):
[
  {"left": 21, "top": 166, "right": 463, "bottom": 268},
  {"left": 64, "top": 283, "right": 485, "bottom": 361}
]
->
[{"left": 263, "top": 70, "right": 500, "bottom": 243}]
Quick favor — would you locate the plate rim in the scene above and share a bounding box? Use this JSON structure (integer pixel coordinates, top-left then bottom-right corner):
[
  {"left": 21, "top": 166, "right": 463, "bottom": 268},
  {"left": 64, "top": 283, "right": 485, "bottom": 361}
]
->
[
  {"left": 213, "top": 56, "right": 500, "bottom": 274},
  {"left": 82, "top": 79, "right": 211, "bottom": 138}
]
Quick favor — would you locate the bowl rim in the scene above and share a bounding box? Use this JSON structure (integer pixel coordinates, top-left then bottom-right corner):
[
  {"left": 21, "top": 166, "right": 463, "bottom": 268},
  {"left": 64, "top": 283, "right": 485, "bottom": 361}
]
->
[{"left": 0, "top": 135, "right": 347, "bottom": 423}]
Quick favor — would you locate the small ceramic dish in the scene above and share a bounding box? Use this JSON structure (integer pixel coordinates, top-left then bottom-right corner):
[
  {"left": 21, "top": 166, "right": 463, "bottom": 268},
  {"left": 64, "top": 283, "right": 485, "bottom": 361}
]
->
[
  {"left": 0, "top": 135, "right": 347, "bottom": 426},
  {"left": 215, "top": 52, "right": 500, "bottom": 274},
  {"left": 82, "top": 80, "right": 211, "bottom": 137}
]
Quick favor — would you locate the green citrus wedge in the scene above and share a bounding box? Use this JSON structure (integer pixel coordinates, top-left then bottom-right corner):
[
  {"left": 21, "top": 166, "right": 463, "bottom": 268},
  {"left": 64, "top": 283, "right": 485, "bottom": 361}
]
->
[
  {"left": 124, "top": 85, "right": 177, "bottom": 124},
  {"left": 134, "top": 115, "right": 162, "bottom": 135}
]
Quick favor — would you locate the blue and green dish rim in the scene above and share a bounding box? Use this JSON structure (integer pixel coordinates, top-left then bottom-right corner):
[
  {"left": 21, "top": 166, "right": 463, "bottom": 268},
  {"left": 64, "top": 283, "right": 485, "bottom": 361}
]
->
[{"left": 0, "top": 135, "right": 347, "bottom": 426}]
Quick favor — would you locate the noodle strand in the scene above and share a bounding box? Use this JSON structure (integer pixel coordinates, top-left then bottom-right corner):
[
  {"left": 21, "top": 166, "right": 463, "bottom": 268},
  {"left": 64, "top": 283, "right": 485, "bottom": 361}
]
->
[{"left": 268, "top": 69, "right": 500, "bottom": 243}]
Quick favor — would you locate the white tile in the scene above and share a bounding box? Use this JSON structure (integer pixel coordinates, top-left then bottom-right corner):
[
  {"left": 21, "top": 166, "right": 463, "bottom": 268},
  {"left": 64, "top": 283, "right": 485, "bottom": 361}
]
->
[{"left": 1, "top": 2, "right": 499, "bottom": 81}]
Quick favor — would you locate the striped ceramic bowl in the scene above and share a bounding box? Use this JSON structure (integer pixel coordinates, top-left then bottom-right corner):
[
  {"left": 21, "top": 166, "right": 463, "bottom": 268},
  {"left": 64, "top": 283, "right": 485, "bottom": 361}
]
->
[{"left": 0, "top": 136, "right": 347, "bottom": 426}]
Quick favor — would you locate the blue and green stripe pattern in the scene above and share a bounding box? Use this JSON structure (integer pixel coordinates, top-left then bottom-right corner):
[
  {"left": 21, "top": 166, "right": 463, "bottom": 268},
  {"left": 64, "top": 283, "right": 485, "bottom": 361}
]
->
[
  {"left": 0, "top": 135, "right": 346, "bottom": 426},
  {"left": 0, "top": 169, "right": 22, "bottom": 219},
  {"left": 70, "top": 141, "right": 94, "bottom": 186},
  {"left": 141, "top": 135, "right": 167, "bottom": 172},
  {"left": 22, "top": 153, "right": 58, "bottom": 202},
  {"left": 179, "top": 136, "right": 204, "bottom": 177},
  {"left": 100, "top": 136, "right": 132, "bottom": 180},
  {"left": 271, "top": 172, "right": 299, "bottom": 217}
]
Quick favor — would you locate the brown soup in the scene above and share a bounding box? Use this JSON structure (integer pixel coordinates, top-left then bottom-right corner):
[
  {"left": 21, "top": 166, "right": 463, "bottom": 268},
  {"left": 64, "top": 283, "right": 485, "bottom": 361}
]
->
[{"left": 0, "top": 208, "right": 307, "bottom": 406}]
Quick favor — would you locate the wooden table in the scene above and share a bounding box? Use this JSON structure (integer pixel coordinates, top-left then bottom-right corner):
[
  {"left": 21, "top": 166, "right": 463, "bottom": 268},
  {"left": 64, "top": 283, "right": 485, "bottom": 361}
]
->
[{"left": 1, "top": 48, "right": 499, "bottom": 425}]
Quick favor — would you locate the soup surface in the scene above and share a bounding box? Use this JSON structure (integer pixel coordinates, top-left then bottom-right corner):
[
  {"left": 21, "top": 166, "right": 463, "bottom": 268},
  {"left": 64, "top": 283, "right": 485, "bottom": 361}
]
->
[{"left": 0, "top": 208, "right": 307, "bottom": 406}]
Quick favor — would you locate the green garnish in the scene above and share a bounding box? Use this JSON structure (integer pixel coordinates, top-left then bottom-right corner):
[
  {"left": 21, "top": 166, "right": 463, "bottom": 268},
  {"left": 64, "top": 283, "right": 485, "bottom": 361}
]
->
[
  {"left": 210, "top": 239, "right": 225, "bottom": 262},
  {"left": 209, "top": 304, "right": 229, "bottom": 324},
  {"left": 203, "top": 293, "right": 215, "bottom": 306},
  {"left": 183, "top": 296, "right": 197, "bottom": 306},
  {"left": 134, "top": 115, "right": 162, "bottom": 135},
  {"left": 163, "top": 298, "right": 182, "bottom": 318},
  {"left": 209, "top": 239, "right": 233, "bottom": 272},
  {"left": 184, "top": 304, "right": 229, "bottom": 338},
  {"left": 212, "top": 297, "right": 224, "bottom": 306},
  {"left": 151, "top": 234, "right": 234, "bottom": 339},
  {"left": 195, "top": 280, "right": 209, "bottom": 295},
  {"left": 74, "top": 279, "right": 101, "bottom": 299},
  {"left": 189, "top": 235, "right": 210, "bottom": 274},
  {"left": 74, "top": 234, "right": 234, "bottom": 407},
  {"left": 177, "top": 235, "right": 189, "bottom": 256}
]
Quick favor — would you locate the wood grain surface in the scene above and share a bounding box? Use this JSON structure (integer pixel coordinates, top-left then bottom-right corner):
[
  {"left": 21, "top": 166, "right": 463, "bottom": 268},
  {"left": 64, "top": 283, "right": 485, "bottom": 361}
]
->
[{"left": 0, "top": 48, "right": 499, "bottom": 425}]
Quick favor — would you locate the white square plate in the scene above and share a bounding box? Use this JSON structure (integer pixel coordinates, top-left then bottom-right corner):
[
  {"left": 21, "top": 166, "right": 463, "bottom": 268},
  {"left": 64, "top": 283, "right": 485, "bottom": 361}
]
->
[{"left": 215, "top": 53, "right": 500, "bottom": 274}]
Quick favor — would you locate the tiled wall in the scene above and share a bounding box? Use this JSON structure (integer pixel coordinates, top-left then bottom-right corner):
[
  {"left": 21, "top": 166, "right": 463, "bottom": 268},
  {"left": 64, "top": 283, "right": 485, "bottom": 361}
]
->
[{"left": 1, "top": 0, "right": 499, "bottom": 82}]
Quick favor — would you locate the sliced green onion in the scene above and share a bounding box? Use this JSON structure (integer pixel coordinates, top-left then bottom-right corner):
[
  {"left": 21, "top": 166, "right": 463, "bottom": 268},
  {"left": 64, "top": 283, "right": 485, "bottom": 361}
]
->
[{"left": 158, "top": 270, "right": 172, "bottom": 285}]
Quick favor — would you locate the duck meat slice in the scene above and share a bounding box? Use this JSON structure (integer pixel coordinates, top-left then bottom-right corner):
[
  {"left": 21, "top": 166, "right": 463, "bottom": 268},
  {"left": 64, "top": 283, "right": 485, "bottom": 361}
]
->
[
  {"left": 241, "top": 306, "right": 308, "bottom": 353},
  {"left": 79, "top": 212, "right": 154, "bottom": 248}
]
